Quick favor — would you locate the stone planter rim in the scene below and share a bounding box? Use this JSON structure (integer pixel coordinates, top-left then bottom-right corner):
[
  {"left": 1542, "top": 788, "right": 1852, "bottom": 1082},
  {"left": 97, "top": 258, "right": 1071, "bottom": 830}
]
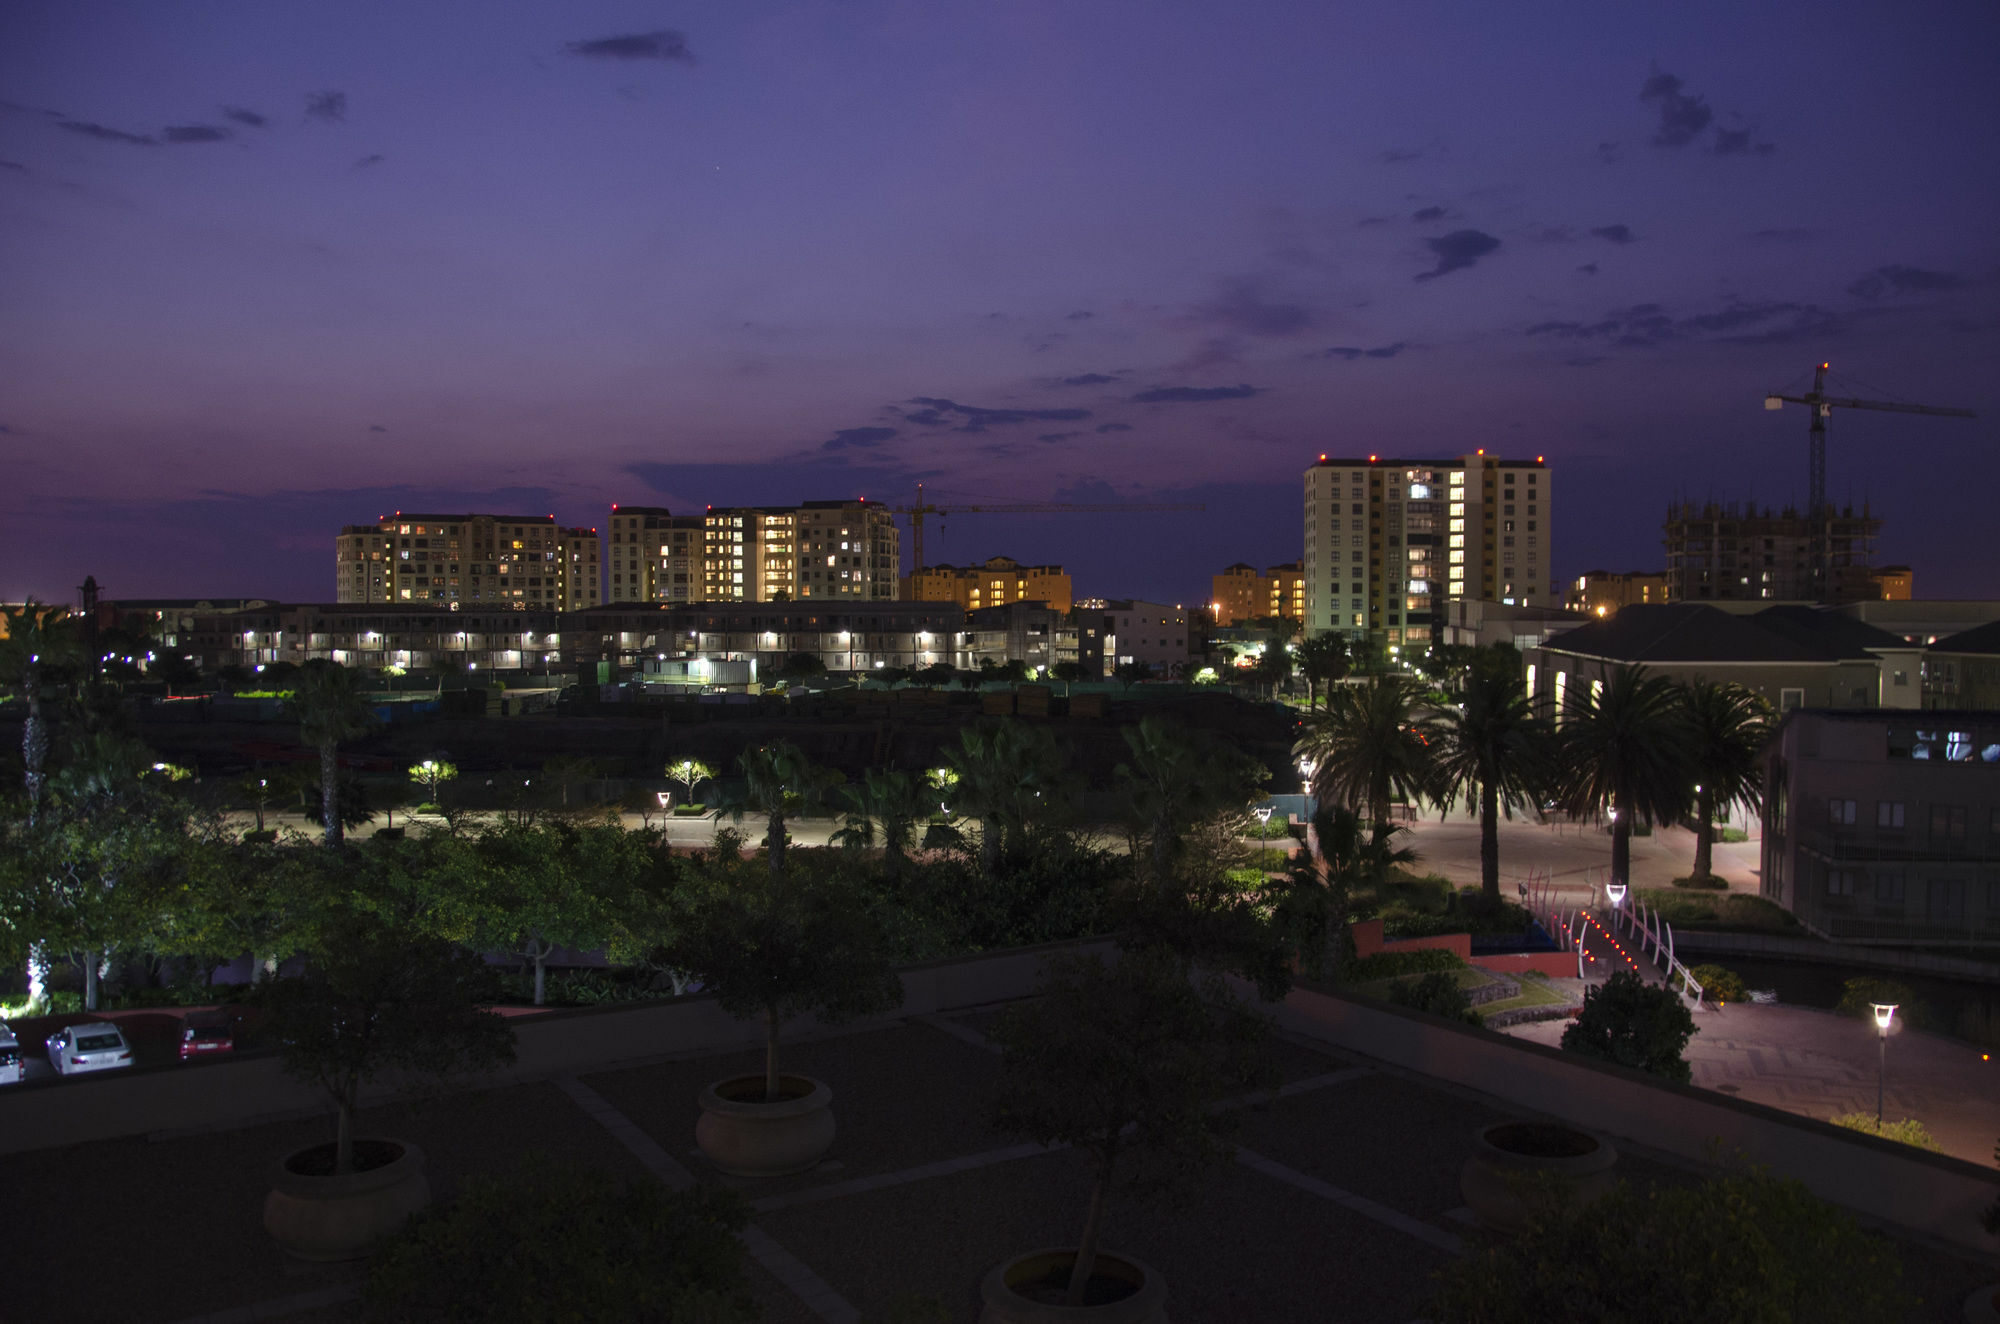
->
[
  {"left": 699, "top": 1074, "right": 831, "bottom": 1120},
  {"left": 271, "top": 1139, "right": 424, "bottom": 1198},
  {"left": 1472, "top": 1120, "right": 1616, "bottom": 1172},
  {"left": 981, "top": 1247, "right": 1166, "bottom": 1318}
]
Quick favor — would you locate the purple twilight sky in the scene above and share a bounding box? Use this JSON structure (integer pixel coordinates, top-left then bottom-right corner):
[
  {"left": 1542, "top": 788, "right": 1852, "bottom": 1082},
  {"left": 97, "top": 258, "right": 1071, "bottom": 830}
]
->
[{"left": 3, "top": 1, "right": 1997, "bottom": 608}]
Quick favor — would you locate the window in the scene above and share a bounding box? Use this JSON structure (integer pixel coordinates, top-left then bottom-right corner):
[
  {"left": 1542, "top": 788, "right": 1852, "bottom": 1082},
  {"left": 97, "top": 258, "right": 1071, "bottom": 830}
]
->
[
  {"left": 1779, "top": 687, "right": 1804, "bottom": 711},
  {"left": 1876, "top": 801, "right": 1905, "bottom": 829},
  {"left": 1827, "top": 799, "right": 1856, "bottom": 826},
  {"left": 1873, "top": 872, "right": 1904, "bottom": 906},
  {"left": 1926, "top": 878, "right": 1966, "bottom": 923},
  {"left": 1930, "top": 804, "right": 1967, "bottom": 841},
  {"left": 1825, "top": 867, "right": 1858, "bottom": 898}
]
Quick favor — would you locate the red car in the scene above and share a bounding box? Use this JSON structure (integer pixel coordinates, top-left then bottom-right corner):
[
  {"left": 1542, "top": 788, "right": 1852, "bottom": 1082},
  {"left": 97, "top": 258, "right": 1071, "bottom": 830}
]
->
[{"left": 180, "top": 1009, "right": 241, "bottom": 1060}]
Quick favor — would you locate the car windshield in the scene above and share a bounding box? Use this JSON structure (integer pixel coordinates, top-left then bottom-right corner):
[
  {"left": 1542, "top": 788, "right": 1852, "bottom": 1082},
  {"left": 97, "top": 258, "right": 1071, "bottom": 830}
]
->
[{"left": 75, "top": 1034, "right": 123, "bottom": 1052}]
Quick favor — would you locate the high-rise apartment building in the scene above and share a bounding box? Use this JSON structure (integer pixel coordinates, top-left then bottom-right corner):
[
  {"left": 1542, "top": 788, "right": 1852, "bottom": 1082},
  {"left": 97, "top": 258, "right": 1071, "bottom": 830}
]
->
[
  {"left": 903, "top": 556, "right": 1073, "bottom": 613},
  {"left": 1662, "top": 501, "right": 1881, "bottom": 604},
  {"left": 1210, "top": 562, "right": 1306, "bottom": 626},
  {"left": 605, "top": 505, "right": 705, "bottom": 603},
  {"left": 600, "top": 498, "right": 900, "bottom": 606},
  {"left": 701, "top": 507, "right": 797, "bottom": 603},
  {"left": 335, "top": 513, "right": 600, "bottom": 610},
  {"left": 792, "top": 499, "right": 900, "bottom": 601},
  {"left": 1303, "top": 453, "right": 1551, "bottom": 644}
]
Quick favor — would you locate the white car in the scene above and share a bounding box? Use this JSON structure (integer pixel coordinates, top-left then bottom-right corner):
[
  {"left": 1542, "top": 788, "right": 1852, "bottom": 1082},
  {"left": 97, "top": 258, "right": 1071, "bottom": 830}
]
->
[
  {"left": 46, "top": 1022, "right": 134, "bottom": 1076},
  {"left": 0, "top": 1022, "right": 21, "bottom": 1084}
]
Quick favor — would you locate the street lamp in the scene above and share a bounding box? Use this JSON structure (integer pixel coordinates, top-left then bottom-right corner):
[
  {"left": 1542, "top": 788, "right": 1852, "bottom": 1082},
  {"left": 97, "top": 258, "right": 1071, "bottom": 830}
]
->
[
  {"left": 1605, "top": 881, "right": 1627, "bottom": 909},
  {"left": 1254, "top": 805, "right": 1273, "bottom": 826},
  {"left": 1872, "top": 1003, "right": 1898, "bottom": 1123}
]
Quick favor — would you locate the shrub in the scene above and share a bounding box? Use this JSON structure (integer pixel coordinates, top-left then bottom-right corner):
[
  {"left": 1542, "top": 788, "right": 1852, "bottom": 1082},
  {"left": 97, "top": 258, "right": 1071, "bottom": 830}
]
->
[
  {"left": 1384, "top": 970, "right": 1481, "bottom": 1026},
  {"left": 1560, "top": 969, "right": 1697, "bottom": 1083},
  {"left": 1669, "top": 874, "right": 1728, "bottom": 890},
  {"left": 365, "top": 1156, "right": 754, "bottom": 1322},
  {"left": 1674, "top": 963, "right": 1744, "bottom": 1005},
  {"left": 1429, "top": 1167, "right": 1911, "bottom": 1322},
  {"left": 1833, "top": 976, "right": 1926, "bottom": 1032},
  {"left": 1827, "top": 1113, "right": 1943, "bottom": 1152},
  {"left": 1341, "top": 948, "right": 1466, "bottom": 984}
]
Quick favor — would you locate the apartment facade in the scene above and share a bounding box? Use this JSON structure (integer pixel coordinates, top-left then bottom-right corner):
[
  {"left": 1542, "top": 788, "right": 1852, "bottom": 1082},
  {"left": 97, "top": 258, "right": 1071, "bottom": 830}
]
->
[
  {"left": 1304, "top": 452, "right": 1551, "bottom": 645},
  {"left": 1076, "top": 598, "right": 1192, "bottom": 678},
  {"left": 1762, "top": 708, "right": 2000, "bottom": 947},
  {"left": 1563, "top": 569, "right": 1669, "bottom": 617},
  {"left": 1210, "top": 562, "right": 1306, "bottom": 627},
  {"left": 793, "top": 500, "right": 900, "bottom": 602},
  {"left": 605, "top": 505, "right": 704, "bottom": 604},
  {"left": 335, "top": 514, "right": 600, "bottom": 610},
  {"left": 903, "top": 556, "right": 1073, "bottom": 613},
  {"left": 1663, "top": 501, "right": 1881, "bottom": 604}
]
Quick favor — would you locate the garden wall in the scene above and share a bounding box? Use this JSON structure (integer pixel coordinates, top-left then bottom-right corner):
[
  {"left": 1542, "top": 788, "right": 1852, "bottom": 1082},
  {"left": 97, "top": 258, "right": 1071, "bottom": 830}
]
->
[
  {"left": 1349, "top": 919, "right": 1470, "bottom": 961},
  {"left": 1469, "top": 952, "right": 1576, "bottom": 978},
  {"left": 1256, "top": 978, "right": 1999, "bottom": 1255},
  {"left": 0, "top": 938, "right": 1113, "bottom": 1158}
]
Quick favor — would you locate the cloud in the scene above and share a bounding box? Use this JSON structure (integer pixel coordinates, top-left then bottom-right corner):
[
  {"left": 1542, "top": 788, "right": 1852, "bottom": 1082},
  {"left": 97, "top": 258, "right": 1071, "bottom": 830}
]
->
[
  {"left": 1059, "top": 373, "right": 1117, "bottom": 386},
  {"left": 1415, "top": 229, "right": 1501, "bottom": 281},
  {"left": 56, "top": 120, "right": 156, "bottom": 146},
  {"left": 896, "top": 397, "right": 1090, "bottom": 433},
  {"left": 305, "top": 91, "right": 347, "bottom": 123},
  {"left": 1590, "top": 224, "right": 1636, "bottom": 244},
  {"left": 1595, "top": 141, "right": 1622, "bottom": 165},
  {"left": 1527, "top": 300, "right": 1844, "bottom": 347},
  {"left": 222, "top": 106, "right": 268, "bottom": 128},
  {"left": 1577, "top": 262, "right": 1599, "bottom": 275},
  {"left": 1845, "top": 265, "right": 1968, "bottom": 300},
  {"left": 1064, "top": 310, "right": 1094, "bottom": 320},
  {"left": 1412, "top": 205, "right": 1445, "bottom": 222},
  {"left": 822, "top": 426, "right": 898, "bottom": 451},
  {"left": 1131, "top": 384, "right": 1258, "bottom": 403},
  {"left": 1322, "top": 343, "right": 1407, "bottom": 361},
  {"left": 366, "top": 424, "right": 388, "bottom": 433},
  {"left": 1094, "top": 423, "right": 1133, "bottom": 433},
  {"left": 1193, "top": 278, "right": 1314, "bottom": 337},
  {"left": 0, "top": 159, "right": 25, "bottom": 172},
  {"left": 1639, "top": 70, "right": 1712, "bottom": 147},
  {"left": 1378, "top": 142, "right": 1443, "bottom": 166},
  {"left": 163, "top": 125, "right": 231, "bottom": 143},
  {"left": 1037, "top": 432, "right": 1083, "bottom": 443},
  {"left": 354, "top": 153, "right": 385, "bottom": 168},
  {"left": 567, "top": 30, "right": 694, "bottom": 62},
  {"left": 1712, "top": 126, "right": 1774, "bottom": 156}
]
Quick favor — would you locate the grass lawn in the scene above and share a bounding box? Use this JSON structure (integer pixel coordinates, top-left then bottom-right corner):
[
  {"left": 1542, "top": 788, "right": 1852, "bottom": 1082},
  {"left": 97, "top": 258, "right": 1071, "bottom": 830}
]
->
[{"left": 1474, "top": 980, "right": 1575, "bottom": 1020}]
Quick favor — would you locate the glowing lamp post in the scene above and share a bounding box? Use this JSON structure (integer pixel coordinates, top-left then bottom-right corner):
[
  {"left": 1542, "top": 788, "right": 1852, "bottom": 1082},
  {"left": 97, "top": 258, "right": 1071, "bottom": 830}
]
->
[
  {"left": 1872, "top": 1003, "right": 1897, "bottom": 1123},
  {"left": 1605, "top": 882, "right": 1627, "bottom": 909},
  {"left": 1254, "top": 805, "right": 1273, "bottom": 826}
]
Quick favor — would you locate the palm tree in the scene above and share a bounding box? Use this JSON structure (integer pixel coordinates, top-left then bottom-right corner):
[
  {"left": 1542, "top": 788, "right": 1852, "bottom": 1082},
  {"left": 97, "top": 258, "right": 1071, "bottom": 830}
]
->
[
  {"left": 726, "top": 742, "right": 834, "bottom": 881},
  {"left": 1278, "top": 806, "right": 1416, "bottom": 980},
  {"left": 833, "top": 767, "right": 931, "bottom": 877},
  {"left": 1113, "top": 715, "right": 1265, "bottom": 883},
  {"left": 945, "top": 719, "right": 1069, "bottom": 874},
  {"left": 1432, "top": 654, "right": 1557, "bottom": 903},
  {"left": 290, "top": 661, "right": 378, "bottom": 849},
  {"left": 1294, "top": 672, "right": 1438, "bottom": 827},
  {"left": 1556, "top": 666, "right": 1693, "bottom": 889},
  {"left": 1680, "top": 679, "right": 1771, "bottom": 883},
  {"left": 0, "top": 600, "right": 84, "bottom": 823},
  {"left": 1294, "top": 633, "right": 1350, "bottom": 711}
]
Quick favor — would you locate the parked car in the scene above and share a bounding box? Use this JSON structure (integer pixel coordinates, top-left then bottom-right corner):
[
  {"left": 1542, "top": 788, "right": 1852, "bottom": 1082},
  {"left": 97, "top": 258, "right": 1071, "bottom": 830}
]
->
[
  {"left": 0, "top": 1022, "right": 22, "bottom": 1084},
  {"left": 180, "top": 1008, "right": 241, "bottom": 1060},
  {"left": 46, "top": 1022, "right": 134, "bottom": 1076}
]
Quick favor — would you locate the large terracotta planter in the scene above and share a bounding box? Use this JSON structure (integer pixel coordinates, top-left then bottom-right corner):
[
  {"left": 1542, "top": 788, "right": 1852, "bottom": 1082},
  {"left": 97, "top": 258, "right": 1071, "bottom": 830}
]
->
[
  {"left": 979, "top": 1249, "right": 1168, "bottom": 1323},
  {"left": 1460, "top": 1120, "right": 1617, "bottom": 1232},
  {"left": 695, "top": 1074, "right": 834, "bottom": 1177},
  {"left": 264, "top": 1139, "right": 429, "bottom": 1261}
]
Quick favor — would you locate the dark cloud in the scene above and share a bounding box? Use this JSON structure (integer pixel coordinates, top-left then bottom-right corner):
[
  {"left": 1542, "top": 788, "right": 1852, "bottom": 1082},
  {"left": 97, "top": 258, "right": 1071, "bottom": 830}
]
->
[
  {"left": 1037, "top": 432, "right": 1083, "bottom": 443},
  {"left": 567, "top": 30, "right": 694, "bottom": 62},
  {"left": 1639, "top": 70, "right": 1712, "bottom": 147},
  {"left": 57, "top": 120, "right": 157, "bottom": 146},
  {"left": 1527, "top": 300, "right": 1843, "bottom": 347},
  {"left": 1845, "top": 265, "right": 1968, "bottom": 300},
  {"left": 1712, "top": 126, "right": 1774, "bottom": 156},
  {"left": 1590, "top": 224, "right": 1636, "bottom": 244},
  {"left": 1194, "top": 278, "right": 1314, "bottom": 337},
  {"left": 368, "top": 424, "right": 388, "bottom": 433},
  {"left": 222, "top": 106, "right": 268, "bottom": 128},
  {"left": 354, "top": 153, "right": 385, "bottom": 169},
  {"left": 304, "top": 91, "right": 347, "bottom": 123},
  {"left": 1059, "top": 373, "right": 1117, "bottom": 386},
  {"left": 897, "top": 397, "right": 1090, "bottom": 433},
  {"left": 1064, "top": 310, "right": 1094, "bottom": 321},
  {"left": 1412, "top": 205, "right": 1445, "bottom": 222},
  {"left": 163, "top": 125, "right": 231, "bottom": 143},
  {"left": 1595, "top": 141, "right": 1622, "bottom": 165},
  {"left": 1094, "top": 423, "right": 1133, "bottom": 433},
  {"left": 823, "top": 426, "right": 898, "bottom": 451},
  {"left": 0, "top": 159, "right": 25, "bottom": 172},
  {"left": 1322, "top": 343, "right": 1407, "bottom": 361},
  {"left": 1577, "top": 262, "right": 1599, "bottom": 275},
  {"left": 1415, "top": 229, "right": 1501, "bottom": 281},
  {"left": 1130, "top": 384, "right": 1258, "bottom": 403}
]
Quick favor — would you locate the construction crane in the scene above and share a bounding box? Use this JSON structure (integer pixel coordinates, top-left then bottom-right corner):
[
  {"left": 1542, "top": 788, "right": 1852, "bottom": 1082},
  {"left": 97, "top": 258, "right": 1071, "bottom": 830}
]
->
[
  {"left": 894, "top": 482, "right": 1205, "bottom": 571},
  {"left": 1764, "top": 362, "right": 1975, "bottom": 591}
]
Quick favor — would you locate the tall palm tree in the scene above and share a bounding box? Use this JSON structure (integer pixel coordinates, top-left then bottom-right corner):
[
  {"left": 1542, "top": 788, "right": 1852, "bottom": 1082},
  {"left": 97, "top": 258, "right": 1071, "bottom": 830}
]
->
[
  {"left": 833, "top": 767, "right": 932, "bottom": 878},
  {"left": 1680, "top": 679, "right": 1772, "bottom": 883},
  {"left": 290, "top": 662, "right": 379, "bottom": 848},
  {"left": 1432, "top": 654, "right": 1557, "bottom": 903},
  {"left": 1113, "top": 715, "right": 1265, "bottom": 883},
  {"left": 1555, "top": 665, "right": 1693, "bottom": 889},
  {"left": 0, "top": 600, "right": 84, "bottom": 823},
  {"left": 1294, "top": 633, "right": 1350, "bottom": 711},
  {"left": 1278, "top": 805, "right": 1417, "bottom": 980},
  {"left": 726, "top": 741, "right": 834, "bottom": 881},
  {"left": 945, "top": 719, "right": 1069, "bottom": 874},
  {"left": 1294, "top": 672, "right": 1439, "bottom": 826}
]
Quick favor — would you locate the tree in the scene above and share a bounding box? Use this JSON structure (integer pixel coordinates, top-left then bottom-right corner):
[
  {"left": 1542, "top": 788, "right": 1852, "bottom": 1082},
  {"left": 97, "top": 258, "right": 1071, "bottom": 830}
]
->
[
  {"left": 990, "top": 948, "right": 1274, "bottom": 1307},
  {"left": 1112, "top": 659, "right": 1151, "bottom": 691},
  {"left": 779, "top": 652, "right": 826, "bottom": 682},
  {"left": 258, "top": 911, "right": 515, "bottom": 1174},
  {"left": 915, "top": 661, "right": 956, "bottom": 689},
  {"left": 1295, "top": 672, "right": 1438, "bottom": 826},
  {"left": 1679, "top": 680, "right": 1770, "bottom": 884},
  {"left": 723, "top": 742, "right": 833, "bottom": 882},
  {"left": 1249, "top": 645, "right": 1291, "bottom": 700},
  {"left": 1113, "top": 715, "right": 1265, "bottom": 884},
  {"left": 1432, "top": 651, "right": 1556, "bottom": 903},
  {"left": 1294, "top": 633, "right": 1350, "bottom": 711},
  {"left": 944, "top": 720, "right": 1071, "bottom": 875},
  {"left": 364, "top": 1157, "right": 754, "bottom": 1323},
  {"left": 236, "top": 771, "right": 280, "bottom": 833},
  {"left": 469, "top": 821, "right": 619, "bottom": 1006},
  {"left": 290, "top": 661, "right": 379, "bottom": 848},
  {"left": 665, "top": 757, "right": 717, "bottom": 806},
  {"left": 1050, "top": 661, "right": 1091, "bottom": 695},
  {"left": 1560, "top": 969, "right": 1697, "bottom": 1083},
  {"left": 0, "top": 599, "right": 84, "bottom": 822},
  {"left": 408, "top": 757, "right": 459, "bottom": 809},
  {"left": 1274, "top": 807, "right": 1415, "bottom": 982},
  {"left": 834, "top": 768, "right": 932, "bottom": 878},
  {"left": 540, "top": 755, "right": 604, "bottom": 809},
  {"left": 667, "top": 851, "right": 903, "bottom": 1101},
  {"left": 1555, "top": 666, "right": 1693, "bottom": 889}
]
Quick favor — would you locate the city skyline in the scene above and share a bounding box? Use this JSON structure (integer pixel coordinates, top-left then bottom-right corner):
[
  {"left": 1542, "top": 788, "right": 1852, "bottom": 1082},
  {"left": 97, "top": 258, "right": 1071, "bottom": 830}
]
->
[{"left": 4, "top": 1, "right": 1997, "bottom": 606}]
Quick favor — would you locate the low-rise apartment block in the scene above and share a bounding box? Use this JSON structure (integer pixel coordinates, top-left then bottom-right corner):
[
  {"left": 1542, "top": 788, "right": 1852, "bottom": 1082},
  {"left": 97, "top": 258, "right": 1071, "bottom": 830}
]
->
[
  {"left": 335, "top": 513, "right": 600, "bottom": 610},
  {"left": 1076, "top": 598, "right": 1191, "bottom": 678},
  {"left": 1564, "top": 569, "right": 1669, "bottom": 617},
  {"left": 1210, "top": 562, "right": 1305, "bottom": 626},
  {"left": 903, "top": 556, "right": 1072, "bottom": 613}
]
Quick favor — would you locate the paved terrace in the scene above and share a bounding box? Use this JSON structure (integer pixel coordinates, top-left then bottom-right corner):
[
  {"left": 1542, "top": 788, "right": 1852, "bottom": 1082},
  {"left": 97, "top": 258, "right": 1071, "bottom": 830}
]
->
[{"left": 3, "top": 970, "right": 1995, "bottom": 1322}]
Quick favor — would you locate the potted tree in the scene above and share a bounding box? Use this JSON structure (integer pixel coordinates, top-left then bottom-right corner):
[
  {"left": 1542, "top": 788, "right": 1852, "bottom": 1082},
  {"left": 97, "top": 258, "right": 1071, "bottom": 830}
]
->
[
  {"left": 257, "top": 910, "right": 515, "bottom": 1260},
  {"left": 668, "top": 838, "right": 903, "bottom": 1177},
  {"left": 983, "top": 946, "right": 1274, "bottom": 1321}
]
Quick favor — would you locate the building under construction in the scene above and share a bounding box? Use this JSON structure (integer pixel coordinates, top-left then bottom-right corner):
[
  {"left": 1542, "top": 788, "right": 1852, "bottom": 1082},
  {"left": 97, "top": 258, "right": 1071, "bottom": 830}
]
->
[{"left": 1663, "top": 500, "right": 1881, "bottom": 604}]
